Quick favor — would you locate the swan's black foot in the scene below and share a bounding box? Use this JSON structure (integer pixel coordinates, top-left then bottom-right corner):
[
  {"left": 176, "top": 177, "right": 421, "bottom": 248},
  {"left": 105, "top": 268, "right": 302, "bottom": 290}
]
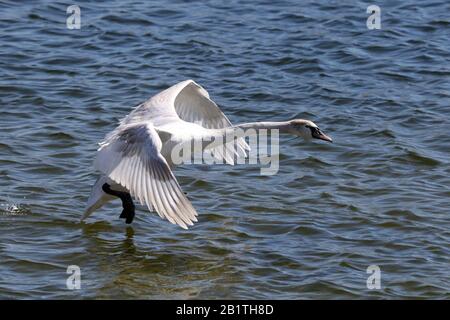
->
[
  {"left": 102, "top": 183, "right": 135, "bottom": 224},
  {"left": 120, "top": 199, "right": 135, "bottom": 224}
]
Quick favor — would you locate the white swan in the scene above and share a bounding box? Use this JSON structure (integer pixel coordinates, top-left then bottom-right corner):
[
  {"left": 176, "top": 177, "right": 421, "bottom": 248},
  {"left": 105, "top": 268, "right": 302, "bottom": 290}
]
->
[{"left": 83, "top": 80, "right": 332, "bottom": 229}]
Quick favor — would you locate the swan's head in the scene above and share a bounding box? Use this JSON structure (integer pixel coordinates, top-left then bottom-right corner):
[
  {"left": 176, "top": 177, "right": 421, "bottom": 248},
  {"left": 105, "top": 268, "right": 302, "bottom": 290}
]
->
[{"left": 288, "top": 119, "right": 333, "bottom": 142}]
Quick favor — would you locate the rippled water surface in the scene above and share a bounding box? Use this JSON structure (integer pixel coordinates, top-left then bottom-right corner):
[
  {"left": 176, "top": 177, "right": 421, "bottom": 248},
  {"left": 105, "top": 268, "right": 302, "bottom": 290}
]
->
[{"left": 0, "top": 0, "right": 449, "bottom": 299}]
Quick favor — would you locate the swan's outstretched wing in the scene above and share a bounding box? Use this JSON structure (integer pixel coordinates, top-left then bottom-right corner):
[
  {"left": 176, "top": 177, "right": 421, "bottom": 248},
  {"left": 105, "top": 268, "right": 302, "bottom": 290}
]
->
[
  {"left": 172, "top": 80, "right": 250, "bottom": 162},
  {"left": 172, "top": 80, "right": 239, "bottom": 129},
  {"left": 94, "top": 123, "right": 198, "bottom": 229},
  {"left": 121, "top": 80, "right": 250, "bottom": 158}
]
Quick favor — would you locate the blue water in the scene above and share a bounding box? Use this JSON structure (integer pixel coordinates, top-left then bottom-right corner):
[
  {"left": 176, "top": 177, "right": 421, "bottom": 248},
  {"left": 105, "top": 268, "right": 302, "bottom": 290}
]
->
[{"left": 0, "top": 0, "right": 449, "bottom": 299}]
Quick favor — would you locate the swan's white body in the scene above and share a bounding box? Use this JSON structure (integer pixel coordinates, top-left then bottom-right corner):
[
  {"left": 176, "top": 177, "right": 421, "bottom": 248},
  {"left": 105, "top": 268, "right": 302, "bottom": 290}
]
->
[
  {"left": 84, "top": 80, "right": 250, "bottom": 229},
  {"left": 84, "top": 80, "right": 332, "bottom": 229}
]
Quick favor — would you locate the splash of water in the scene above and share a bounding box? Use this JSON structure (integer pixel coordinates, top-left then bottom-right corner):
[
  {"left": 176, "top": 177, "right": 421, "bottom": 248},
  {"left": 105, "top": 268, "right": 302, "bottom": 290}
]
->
[{"left": 0, "top": 200, "right": 28, "bottom": 216}]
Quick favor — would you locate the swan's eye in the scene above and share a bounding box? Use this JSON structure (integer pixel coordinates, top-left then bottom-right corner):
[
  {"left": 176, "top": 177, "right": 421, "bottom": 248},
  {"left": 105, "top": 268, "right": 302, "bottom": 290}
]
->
[{"left": 309, "top": 127, "right": 319, "bottom": 137}]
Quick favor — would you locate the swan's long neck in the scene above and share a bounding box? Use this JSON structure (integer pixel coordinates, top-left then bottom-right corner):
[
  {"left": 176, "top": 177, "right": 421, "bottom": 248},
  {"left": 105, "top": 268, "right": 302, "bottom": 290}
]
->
[
  {"left": 195, "top": 121, "right": 292, "bottom": 151},
  {"left": 233, "top": 121, "right": 291, "bottom": 133},
  {"left": 205, "top": 121, "right": 291, "bottom": 145}
]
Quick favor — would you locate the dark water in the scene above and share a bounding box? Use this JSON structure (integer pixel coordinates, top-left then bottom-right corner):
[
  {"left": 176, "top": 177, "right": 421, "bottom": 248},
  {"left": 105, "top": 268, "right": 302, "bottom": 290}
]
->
[{"left": 0, "top": 0, "right": 449, "bottom": 299}]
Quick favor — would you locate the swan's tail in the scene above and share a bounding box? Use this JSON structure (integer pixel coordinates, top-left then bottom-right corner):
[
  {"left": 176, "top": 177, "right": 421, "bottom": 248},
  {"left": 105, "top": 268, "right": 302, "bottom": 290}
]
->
[{"left": 82, "top": 175, "right": 114, "bottom": 221}]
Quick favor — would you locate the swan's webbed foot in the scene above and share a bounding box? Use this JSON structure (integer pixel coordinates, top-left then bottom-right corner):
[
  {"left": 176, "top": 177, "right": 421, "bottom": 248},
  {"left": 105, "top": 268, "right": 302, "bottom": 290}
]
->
[{"left": 102, "top": 183, "right": 135, "bottom": 224}]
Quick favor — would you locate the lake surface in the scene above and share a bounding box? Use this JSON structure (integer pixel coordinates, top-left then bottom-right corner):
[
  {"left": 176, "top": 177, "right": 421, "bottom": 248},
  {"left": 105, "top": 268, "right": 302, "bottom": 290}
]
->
[{"left": 0, "top": 0, "right": 449, "bottom": 299}]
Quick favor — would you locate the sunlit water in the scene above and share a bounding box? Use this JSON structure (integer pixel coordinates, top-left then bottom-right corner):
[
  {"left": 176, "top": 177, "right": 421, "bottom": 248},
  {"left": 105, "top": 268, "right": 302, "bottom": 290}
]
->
[{"left": 0, "top": 0, "right": 449, "bottom": 299}]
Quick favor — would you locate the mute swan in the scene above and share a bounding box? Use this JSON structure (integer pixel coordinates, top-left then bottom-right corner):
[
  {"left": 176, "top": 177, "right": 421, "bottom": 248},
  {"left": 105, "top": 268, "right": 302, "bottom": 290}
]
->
[{"left": 83, "top": 80, "right": 332, "bottom": 229}]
